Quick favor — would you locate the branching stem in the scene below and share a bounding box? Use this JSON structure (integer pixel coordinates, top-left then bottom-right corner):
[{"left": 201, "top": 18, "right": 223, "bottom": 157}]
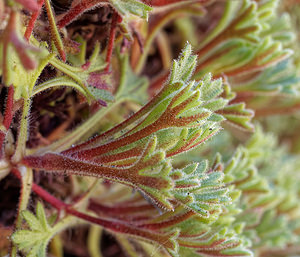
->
[{"left": 11, "top": 168, "right": 174, "bottom": 251}]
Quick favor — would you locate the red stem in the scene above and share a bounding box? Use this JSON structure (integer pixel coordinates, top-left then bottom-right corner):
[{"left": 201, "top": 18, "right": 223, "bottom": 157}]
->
[
  {"left": 105, "top": 11, "right": 119, "bottom": 72},
  {"left": 0, "top": 85, "right": 14, "bottom": 159},
  {"left": 65, "top": 208, "right": 176, "bottom": 250},
  {"left": 93, "top": 146, "right": 142, "bottom": 164},
  {"left": 57, "top": 0, "right": 109, "bottom": 29},
  {"left": 11, "top": 168, "right": 67, "bottom": 210},
  {"left": 67, "top": 85, "right": 205, "bottom": 160},
  {"left": 24, "top": 0, "right": 45, "bottom": 41},
  {"left": 88, "top": 199, "right": 155, "bottom": 216},
  {"left": 73, "top": 114, "right": 165, "bottom": 159},
  {"left": 3, "top": 85, "right": 14, "bottom": 130},
  {"left": 0, "top": 132, "right": 5, "bottom": 159},
  {"left": 23, "top": 153, "right": 169, "bottom": 190},
  {"left": 140, "top": 210, "right": 194, "bottom": 229},
  {"left": 62, "top": 92, "right": 161, "bottom": 155},
  {"left": 11, "top": 168, "right": 174, "bottom": 250}
]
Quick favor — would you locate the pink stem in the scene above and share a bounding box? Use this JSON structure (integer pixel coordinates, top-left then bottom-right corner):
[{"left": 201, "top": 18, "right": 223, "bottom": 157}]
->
[
  {"left": 3, "top": 85, "right": 14, "bottom": 130},
  {"left": 0, "top": 132, "right": 5, "bottom": 159},
  {"left": 105, "top": 11, "right": 119, "bottom": 72},
  {"left": 11, "top": 168, "right": 172, "bottom": 247},
  {"left": 0, "top": 86, "right": 14, "bottom": 159},
  {"left": 57, "top": 0, "right": 109, "bottom": 29},
  {"left": 11, "top": 168, "right": 67, "bottom": 210},
  {"left": 24, "top": 0, "right": 45, "bottom": 41}
]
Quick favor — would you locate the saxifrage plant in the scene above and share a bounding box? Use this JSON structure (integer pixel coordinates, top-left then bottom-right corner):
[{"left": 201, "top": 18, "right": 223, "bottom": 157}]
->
[{"left": 1, "top": 0, "right": 300, "bottom": 256}]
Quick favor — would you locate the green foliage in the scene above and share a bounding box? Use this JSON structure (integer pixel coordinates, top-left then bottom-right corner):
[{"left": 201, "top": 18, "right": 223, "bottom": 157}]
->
[
  {"left": 194, "top": 0, "right": 298, "bottom": 96},
  {"left": 110, "top": 0, "right": 152, "bottom": 19},
  {"left": 1, "top": 0, "right": 300, "bottom": 257},
  {"left": 115, "top": 52, "right": 149, "bottom": 104},
  {"left": 12, "top": 202, "right": 54, "bottom": 257},
  {"left": 23, "top": 43, "right": 231, "bottom": 212}
]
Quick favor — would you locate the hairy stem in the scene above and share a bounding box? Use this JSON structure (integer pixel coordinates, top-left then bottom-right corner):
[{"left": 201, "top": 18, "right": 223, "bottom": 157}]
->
[
  {"left": 105, "top": 11, "right": 119, "bottom": 72},
  {"left": 24, "top": 0, "right": 45, "bottom": 41},
  {"left": 0, "top": 85, "right": 14, "bottom": 159},
  {"left": 11, "top": 166, "right": 33, "bottom": 257},
  {"left": 11, "top": 168, "right": 175, "bottom": 251},
  {"left": 44, "top": 0, "right": 66, "bottom": 61},
  {"left": 62, "top": 84, "right": 171, "bottom": 155},
  {"left": 12, "top": 97, "right": 31, "bottom": 163}
]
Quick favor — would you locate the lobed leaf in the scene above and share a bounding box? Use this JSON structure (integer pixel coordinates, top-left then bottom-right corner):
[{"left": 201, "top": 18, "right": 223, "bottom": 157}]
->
[{"left": 12, "top": 202, "right": 53, "bottom": 257}]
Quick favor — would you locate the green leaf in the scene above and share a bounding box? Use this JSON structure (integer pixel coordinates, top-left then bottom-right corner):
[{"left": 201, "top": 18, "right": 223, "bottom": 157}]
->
[
  {"left": 171, "top": 161, "right": 231, "bottom": 220},
  {"left": 12, "top": 202, "right": 53, "bottom": 257},
  {"left": 115, "top": 52, "right": 149, "bottom": 105},
  {"left": 25, "top": 44, "right": 233, "bottom": 214},
  {"left": 193, "top": 0, "right": 295, "bottom": 98},
  {"left": 33, "top": 76, "right": 91, "bottom": 97},
  {"left": 169, "top": 43, "right": 197, "bottom": 85},
  {"left": 88, "top": 87, "right": 115, "bottom": 103},
  {"left": 110, "top": 0, "right": 152, "bottom": 19},
  {"left": 49, "top": 42, "right": 113, "bottom": 104},
  {"left": 219, "top": 83, "right": 254, "bottom": 131},
  {"left": 1, "top": 39, "right": 52, "bottom": 99}
]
